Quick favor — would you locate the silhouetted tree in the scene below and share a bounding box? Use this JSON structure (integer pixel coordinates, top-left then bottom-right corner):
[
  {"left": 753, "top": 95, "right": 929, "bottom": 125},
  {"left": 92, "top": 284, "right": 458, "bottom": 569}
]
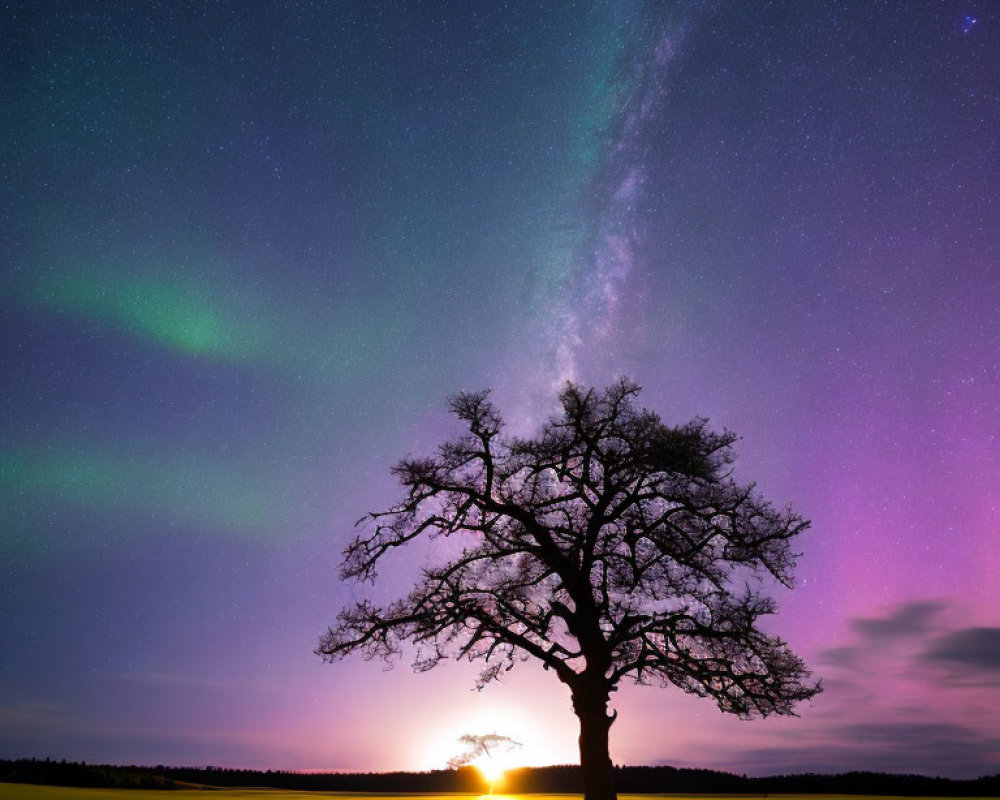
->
[
  {"left": 318, "top": 380, "right": 820, "bottom": 800},
  {"left": 447, "top": 733, "right": 522, "bottom": 771}
]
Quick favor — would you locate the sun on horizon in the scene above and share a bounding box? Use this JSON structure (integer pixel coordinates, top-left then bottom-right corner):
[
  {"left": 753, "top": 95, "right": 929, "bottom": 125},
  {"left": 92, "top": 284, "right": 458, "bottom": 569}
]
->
[
  {"left": 419, "top": 703, "right": 575, "bottom": 774},
  {"left": 473, "top": 746, "right": 523, "bottom": 789}
]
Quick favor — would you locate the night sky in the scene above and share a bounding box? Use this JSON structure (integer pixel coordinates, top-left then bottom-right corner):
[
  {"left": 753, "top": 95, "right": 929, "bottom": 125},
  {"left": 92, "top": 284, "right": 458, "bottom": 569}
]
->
[{"left": 3, "top": 0, "right": 999, "bottom": 780}]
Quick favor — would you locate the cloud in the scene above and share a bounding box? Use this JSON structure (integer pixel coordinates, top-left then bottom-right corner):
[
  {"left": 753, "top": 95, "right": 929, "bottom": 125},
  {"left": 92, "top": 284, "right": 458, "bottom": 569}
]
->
[
  {"left": 922, "top": 627, "right": 1000, "bottom": 675},
  {"left": 701, "top": 721, "right": 1000, "bottom": 779},
  {"left": 818, "top": 600, "right": 949, "bottom": 669},
  {"left": 837, "top": 721, "right": 985, "bottom": 746},
  {"left": 801, "top": 599, "right": 1000, "bottom": 777},
  {"left": 830, "top": 721, "right": 1000, "bottom": 777},
  {"left": 849, "top": 600, "right": 948, "bottom": 639},
  {"left": 108, "top": 671, "right": 236, "bottom": 690},
  {"left": 0, "top": 702, "right": 63, "bottom": 730},
  {"left": 820, "top": 600, "right": 1000, "bottom": 686},
  {"left": 817, "top": 645, "right": 863, "bottom": 668}
]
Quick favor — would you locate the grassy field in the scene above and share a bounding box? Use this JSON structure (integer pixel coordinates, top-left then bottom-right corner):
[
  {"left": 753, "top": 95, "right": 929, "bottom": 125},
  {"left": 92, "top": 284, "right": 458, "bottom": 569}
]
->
[
  {"left": 0, "top": 788, "right": 477, "bottom": 800},
  {"left": 3, "top": 790, "right": 999, "bottom": 800},
  {"left": 0, "top": 788, "right": 472, "bottom": 800}
]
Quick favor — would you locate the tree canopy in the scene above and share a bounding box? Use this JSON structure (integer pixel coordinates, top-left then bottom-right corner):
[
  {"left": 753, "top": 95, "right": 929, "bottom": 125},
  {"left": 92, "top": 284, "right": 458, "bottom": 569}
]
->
[{"left": 318, "top": 379, "right": 820, "bottom": 800}]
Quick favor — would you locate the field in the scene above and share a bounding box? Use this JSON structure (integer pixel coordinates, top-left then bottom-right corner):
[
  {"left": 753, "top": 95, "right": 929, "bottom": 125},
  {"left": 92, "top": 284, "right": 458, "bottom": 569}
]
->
[{"left": 2, "top": 790, "right": 998, "bottom": 800}]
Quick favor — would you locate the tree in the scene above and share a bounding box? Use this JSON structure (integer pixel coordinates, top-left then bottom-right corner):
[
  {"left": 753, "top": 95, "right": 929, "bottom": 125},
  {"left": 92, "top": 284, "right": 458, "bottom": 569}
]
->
[
  {"left": 317, "top": 379, "right": 821, "bottom": 800},
  {"left": 447, "top": 733, "right": 521, "bottom": 767}
]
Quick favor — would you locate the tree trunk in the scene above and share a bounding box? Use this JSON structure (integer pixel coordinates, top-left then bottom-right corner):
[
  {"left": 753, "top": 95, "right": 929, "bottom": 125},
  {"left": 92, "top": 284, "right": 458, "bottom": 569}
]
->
[{"left": 573, "top": 689, "right": 617, "bottom": 800}]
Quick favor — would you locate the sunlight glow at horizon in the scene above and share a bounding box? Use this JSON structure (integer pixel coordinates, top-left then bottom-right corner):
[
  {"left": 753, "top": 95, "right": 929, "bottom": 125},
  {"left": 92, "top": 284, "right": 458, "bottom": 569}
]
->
[
  {"left": 475, "top": 756, "right": 510, "bottom": 785},
  {"left": 417, "top": 702, "right": 576, "bottom": 773}
]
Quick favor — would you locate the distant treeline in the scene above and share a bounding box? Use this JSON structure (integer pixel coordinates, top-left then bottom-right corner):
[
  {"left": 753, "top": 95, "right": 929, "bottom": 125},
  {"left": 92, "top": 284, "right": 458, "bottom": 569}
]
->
[{"left": 2, "top": 757, "right": 999, "bottom": 795}]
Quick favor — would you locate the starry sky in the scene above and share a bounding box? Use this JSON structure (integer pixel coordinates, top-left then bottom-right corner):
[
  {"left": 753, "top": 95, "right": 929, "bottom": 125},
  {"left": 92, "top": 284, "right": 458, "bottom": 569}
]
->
[{"left": 2, "top": 0, "right": 999, "bottom": 781}]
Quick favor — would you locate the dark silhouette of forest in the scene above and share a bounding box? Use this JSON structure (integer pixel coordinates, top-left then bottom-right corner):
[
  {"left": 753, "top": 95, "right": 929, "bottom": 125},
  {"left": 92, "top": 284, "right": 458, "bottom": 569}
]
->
[{"left": 3, "top": 757, "right": 999, "bottom": 795}]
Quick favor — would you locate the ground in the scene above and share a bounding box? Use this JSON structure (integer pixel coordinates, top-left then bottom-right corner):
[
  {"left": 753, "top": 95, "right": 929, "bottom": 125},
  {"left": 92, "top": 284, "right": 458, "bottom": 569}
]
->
[{"left": 2, "top": 788, "right": 997, "bottom": 800}]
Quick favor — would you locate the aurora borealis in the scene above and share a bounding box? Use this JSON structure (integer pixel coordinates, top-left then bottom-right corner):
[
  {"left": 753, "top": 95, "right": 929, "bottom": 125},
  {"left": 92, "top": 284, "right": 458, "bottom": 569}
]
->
[{"left": 2, "top": 0, "right": 999, "bottom": 780}]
